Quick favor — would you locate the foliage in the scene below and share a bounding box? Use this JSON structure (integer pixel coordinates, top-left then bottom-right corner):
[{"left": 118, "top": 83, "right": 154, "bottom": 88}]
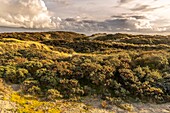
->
[
  {"left": 0, "top": 31, "right": 170, "bottom": 103},
  {"left": 46, "top": 89, "right": 63, "bottom": 100},
  {"left": 10, "top": 93, "right": 60, "bottom": 113}
]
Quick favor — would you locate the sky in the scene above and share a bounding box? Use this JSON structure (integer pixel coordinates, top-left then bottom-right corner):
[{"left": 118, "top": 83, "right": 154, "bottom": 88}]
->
[{"left": 0, "top": 0, "right": 170, "bottom": 34}]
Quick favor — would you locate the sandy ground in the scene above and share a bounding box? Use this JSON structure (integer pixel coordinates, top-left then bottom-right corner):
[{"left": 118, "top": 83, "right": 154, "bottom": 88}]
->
[
  {"left": 0, "top": 100, "right": 17, "bottom": 113},
  {"left": 0, "top": 83, "right": 169, "bottom": 113},
  {"left": 59, "top": 97, "right": 170, "bottom": 113},
  {"left": 0, "top": 94, "right": 169, "bottom": 113},
  {"left": 0, "top": 82, "right": 17, "bottom": 113}
]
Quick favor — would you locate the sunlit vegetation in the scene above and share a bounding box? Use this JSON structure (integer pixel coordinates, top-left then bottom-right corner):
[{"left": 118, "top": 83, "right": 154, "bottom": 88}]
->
[
  {"left": 10, "top": 93, "right": 60, "bottom": 113},
  {"left": 0, "top": 31, "right": 170, "bottom": 103}
]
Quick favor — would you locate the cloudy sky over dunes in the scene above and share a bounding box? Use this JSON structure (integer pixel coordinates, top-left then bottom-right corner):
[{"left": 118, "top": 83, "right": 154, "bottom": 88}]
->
[{"left": 0, "top": 0, "right": 170, "bottom": 34}]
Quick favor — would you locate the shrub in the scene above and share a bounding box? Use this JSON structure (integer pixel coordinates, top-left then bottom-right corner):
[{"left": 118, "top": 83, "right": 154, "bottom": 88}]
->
[
  {"left": 0, "top": 66, "right": 5, "bottom": 78},
  {"left": 21, "top": 78, "right": 41, "bottom": 95},
  {"left": 2, "top": 66, "right": 29, "bottom": 83},
  {"left": 58, "top": 79, "right": 84, "bottom": 98},
  {"left": 135, "top": 54, "right": 169, "bottom": 69},
  {"left": 22, "top": 61, "right": 43, "bottom": 74},
  {"left": 3, "top": 66, "right": 17, "bottom": 83},
  {"left": 46, "top": 89, "right": 63, "bottom": 100},
  {"left": 16, "top": 68, "right": 29, "bottom": 83},
  {"left": 27, "top": 86, "right": 41, "bottom": 95},
  {"left": 35, "top": 68, "right": 58, "bottom": 89}
]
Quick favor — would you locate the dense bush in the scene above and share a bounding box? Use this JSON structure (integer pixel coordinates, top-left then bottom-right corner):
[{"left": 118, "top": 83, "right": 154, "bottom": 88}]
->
[
  {"left": 0, "top": 32, "right": 170, "bottom": 102},
  {"left": 21, "top": 78, "right": 41, "bottom": 95},
  {"left": 0, "top": 66, "right": 29, "bottom": 83},
  {"left": 35, "top": 68, "right": 58, "bottom": 89},
  {"left": 46, "top": 89, "right": 63, "bottom": 100}
]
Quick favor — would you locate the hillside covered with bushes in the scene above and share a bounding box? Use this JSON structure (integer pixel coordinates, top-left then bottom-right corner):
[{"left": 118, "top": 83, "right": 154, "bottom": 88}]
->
[{"left": 0, "top": 31, "right": 170, "bottom": 112}]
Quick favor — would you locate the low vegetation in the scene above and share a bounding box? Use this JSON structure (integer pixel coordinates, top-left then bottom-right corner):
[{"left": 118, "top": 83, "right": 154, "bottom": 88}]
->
[{"left": 0, "top": 31, "right": 170, "bottom": 107}]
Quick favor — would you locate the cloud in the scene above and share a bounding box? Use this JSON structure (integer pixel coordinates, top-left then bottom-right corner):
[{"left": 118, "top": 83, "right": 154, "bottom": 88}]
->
[
  {"left": 59, "top": 13, "right": 169, "bottom": 33},
  {"left": 45, "top": 0, "right": 70, "bottom": 5},
  {"left": 131, "top": 16, "right": 147, "bottom": 19},
  {"left": 54, "top": 14, "right": 157, "bottom": 33},
  {"left": 0, "top": 0, "right": 56, "bottom": 29},
  {"left": 112, "top": 15, "right": 147, "bottom": 19},
  {"left": 0, "top": 0, "right": 169, "bottom": 34},
  {"left": 131, "top": 5, "right": 150, "bottom": 11},
  {"left": 119, "top": 0, "right": 134, "bottom": 4},
  {"left": 131, "top": 4, "right": 164, "bottom": 12}
]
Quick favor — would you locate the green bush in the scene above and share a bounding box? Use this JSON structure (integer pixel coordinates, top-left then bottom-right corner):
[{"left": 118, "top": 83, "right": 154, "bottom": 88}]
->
[
  {"left": 21, "top": 78, "right": 41, "bottom": 95},
  {"left": 0, "top": 66, "right": 5, "bottom": 77},
  {"left": 46, "top": 89, "right": 63, "bottom": 100},
  {"left": 22, "top": 61, "right": 43, "bottom": 74},
  {"left": 2, "top": 66, "right": 29, "bottom": 83},
  {"left": 35, "top": 68, "right": 58, "bottom": 89},
  {"left": 58, "top": 79, "right": 84, "bottom": 98}
]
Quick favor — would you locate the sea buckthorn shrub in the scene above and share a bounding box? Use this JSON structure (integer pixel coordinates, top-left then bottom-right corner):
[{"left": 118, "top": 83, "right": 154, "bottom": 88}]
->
[{"left": 0, "top": 32, "right": 170, "bottom": 102}]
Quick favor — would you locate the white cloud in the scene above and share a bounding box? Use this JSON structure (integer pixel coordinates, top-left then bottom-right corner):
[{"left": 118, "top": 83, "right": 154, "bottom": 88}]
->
[{"left": 0, "top": 0, "right": 56, "bottom": 28}]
